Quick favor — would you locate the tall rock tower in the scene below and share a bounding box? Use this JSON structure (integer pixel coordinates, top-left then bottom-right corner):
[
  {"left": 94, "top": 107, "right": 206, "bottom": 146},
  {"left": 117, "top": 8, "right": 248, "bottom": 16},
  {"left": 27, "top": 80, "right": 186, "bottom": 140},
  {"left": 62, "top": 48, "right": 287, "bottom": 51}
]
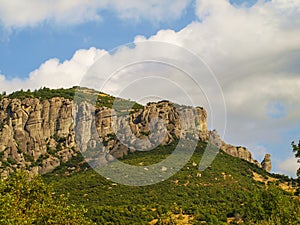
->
[{"left": 261, "top": 154, "right": 272, "bottom": 173}]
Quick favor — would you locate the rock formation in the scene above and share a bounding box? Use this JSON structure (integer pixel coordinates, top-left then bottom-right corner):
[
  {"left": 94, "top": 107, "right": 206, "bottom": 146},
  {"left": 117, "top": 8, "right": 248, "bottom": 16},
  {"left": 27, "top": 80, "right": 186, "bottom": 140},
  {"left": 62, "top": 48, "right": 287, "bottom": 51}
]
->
[
  {"left": 0, "top": 97, "right": 77, "bottom": 177},
  {"left": 0, "top": 90, "right": 271, "bottom": 177},
  {"left": 74, "top": 101, "right": 209, "bottom": 162},
  {"left": 209, "top": 130, "right": 262, "bottom": 167},
  {"left": 261, "top": 154, "right": 272, "bottom": 172}
]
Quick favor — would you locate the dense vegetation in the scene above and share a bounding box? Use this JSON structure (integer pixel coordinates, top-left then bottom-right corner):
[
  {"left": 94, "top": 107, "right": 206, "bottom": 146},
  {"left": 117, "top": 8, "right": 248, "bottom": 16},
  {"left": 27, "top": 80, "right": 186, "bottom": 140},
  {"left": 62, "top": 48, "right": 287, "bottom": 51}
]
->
[
  {"left": 0, "top": 170, "right": 94, "bottom": 225},
  {"left": 2, "top": 86, "right": 143, "bottom": 112},
  {"left": 7, "top": 87, "right": 76, "bottom": 101},
  {"left": 292, "top": 140, "right": 300, "bottom": 194},
  {"left": 44, "top": 142, "right": 300, "bottom": 224}
]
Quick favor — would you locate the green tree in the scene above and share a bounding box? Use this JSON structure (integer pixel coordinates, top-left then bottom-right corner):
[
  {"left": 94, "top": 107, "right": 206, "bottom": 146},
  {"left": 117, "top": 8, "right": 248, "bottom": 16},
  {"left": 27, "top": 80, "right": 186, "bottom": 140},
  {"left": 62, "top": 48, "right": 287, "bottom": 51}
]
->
[
  {"left": 244, "top": 184, "right": 300, "bottom": 224},
  {"left": 292, "top": 140, "right": 300, "bottom": 194},
  {"left": 0, "top": 171, "right": 94, "bottom": 225}
]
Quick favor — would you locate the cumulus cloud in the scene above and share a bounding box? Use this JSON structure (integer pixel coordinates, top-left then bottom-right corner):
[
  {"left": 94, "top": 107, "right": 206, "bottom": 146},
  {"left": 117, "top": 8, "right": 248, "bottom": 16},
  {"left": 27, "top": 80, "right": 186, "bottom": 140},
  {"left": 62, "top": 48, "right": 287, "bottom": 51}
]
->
[
  {"left": 0, "top": 47, "right": 106, "bottom": 93},
  {"left": 0, "top": 0, "right": 300, "bottom": 174},
  {"left": 278, "top": 157, "right": 299, "bottom": 177},
  {"left": 0, "top": 0, "right": 191, "bottom": 28},
  {"left": 108, "top": 0, "right": 192, "bottom": 23}
]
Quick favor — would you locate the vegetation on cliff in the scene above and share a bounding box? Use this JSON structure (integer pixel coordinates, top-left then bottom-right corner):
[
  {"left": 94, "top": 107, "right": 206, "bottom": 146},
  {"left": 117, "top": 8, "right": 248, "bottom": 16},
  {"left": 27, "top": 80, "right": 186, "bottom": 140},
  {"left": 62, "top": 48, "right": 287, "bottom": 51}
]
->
[
  {"left": 5, "top": 86, "right": 143, "bottom": 110},
  {"left": 7, "top": 87, "right": 75, "bottom": 101}
]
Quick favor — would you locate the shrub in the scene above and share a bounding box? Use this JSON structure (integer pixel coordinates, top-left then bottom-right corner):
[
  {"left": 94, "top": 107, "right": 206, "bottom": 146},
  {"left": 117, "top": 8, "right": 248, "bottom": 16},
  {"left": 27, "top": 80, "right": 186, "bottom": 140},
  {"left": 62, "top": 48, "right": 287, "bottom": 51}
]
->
[{"left": 0, "top": 171, "right": 94, "bottom": 225}]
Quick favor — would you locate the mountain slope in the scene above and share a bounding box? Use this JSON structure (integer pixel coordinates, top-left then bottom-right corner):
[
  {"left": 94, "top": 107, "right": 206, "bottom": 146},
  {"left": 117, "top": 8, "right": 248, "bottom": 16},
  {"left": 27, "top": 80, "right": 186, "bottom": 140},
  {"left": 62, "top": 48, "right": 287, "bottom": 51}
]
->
[
  {"left": 0, "top": 87, "right": 298, "bottom": 224},
  {"left": 44, "top": 141, "right": 299, "bottom": 225}
]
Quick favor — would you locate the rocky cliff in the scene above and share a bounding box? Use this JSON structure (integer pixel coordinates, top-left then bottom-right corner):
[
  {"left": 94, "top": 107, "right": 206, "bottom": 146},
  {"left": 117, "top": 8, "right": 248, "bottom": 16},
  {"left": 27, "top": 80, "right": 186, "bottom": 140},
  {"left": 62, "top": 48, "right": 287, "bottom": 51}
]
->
[
  {"left": 0, "top": 97, "right": 77, "bottom": 177},
  {"left": 0, "top": 89, "right": 270, "bottom": 177},
  {"left": 209, "top": 130, "right": 263, "bottom": 167}
]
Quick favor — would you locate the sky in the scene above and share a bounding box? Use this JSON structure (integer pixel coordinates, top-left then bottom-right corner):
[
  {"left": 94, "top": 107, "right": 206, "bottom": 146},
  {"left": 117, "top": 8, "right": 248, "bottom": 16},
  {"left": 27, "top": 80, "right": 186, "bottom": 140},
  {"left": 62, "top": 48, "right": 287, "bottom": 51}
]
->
[{"left": 0, "top": 0, "right": 299, "bottom": 177}]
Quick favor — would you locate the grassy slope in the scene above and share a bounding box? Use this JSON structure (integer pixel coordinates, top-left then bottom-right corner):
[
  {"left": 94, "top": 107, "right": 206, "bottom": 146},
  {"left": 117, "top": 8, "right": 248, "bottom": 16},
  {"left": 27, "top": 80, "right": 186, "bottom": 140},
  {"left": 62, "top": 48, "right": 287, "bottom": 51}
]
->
[{"left": 43, "top": 142, "right": 299, "bottom": 224}]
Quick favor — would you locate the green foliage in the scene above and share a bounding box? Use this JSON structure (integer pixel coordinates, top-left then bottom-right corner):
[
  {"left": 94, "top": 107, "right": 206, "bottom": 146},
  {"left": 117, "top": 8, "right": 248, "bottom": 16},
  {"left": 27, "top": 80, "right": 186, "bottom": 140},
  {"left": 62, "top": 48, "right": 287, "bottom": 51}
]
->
[
  {"left": 0, "top": 118, "right": 9, "bottom": 132},
  {"left": 95, "top": 94, "right": 143, "bottom": 113},
  {"left": 23, "top": 153, "right": 35, "bottom": 163},
  {"left": 6, "top": 86, "right": 144, "bottom": 112},
  {"left": 43, "top": 152, "right": 88, "bottom": 177},
  {"left": 36, "top": 154, "right": 49, "bottom": 167},
  {"left": 46, "top": 144, "right": 57, "bottom": 156},
  {"left": 244, "top": 183, "right": 300, "bottom": 224},
  {"left": 44, "top": 142, "right": 300, "bottom": 224},
  {"left": 292, "top": 141, "right": 300, "bottom": 177},
  {"left": 292, "top": 140, "right": 300, "bottom": 195},
  {"left": 0, "top": 121, "right": 5, "bottom": 131},
  {"left": 8, "top": 87, "right": 75, "bottom": 101},
  {"left": 0, "top": 170, "right": 94, "bottom": 225},
  {"left": 1, "top": 161, "right": 9, "bottom": 168},
  {"left": 6, "top": 157, "right": 17, "bottom": 165}
]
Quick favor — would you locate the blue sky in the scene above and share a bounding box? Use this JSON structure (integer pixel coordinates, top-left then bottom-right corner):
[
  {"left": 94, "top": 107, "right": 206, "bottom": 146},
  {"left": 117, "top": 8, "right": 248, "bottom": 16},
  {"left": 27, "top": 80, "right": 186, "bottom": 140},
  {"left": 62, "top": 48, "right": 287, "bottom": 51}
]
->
[
  {"left": 0, "top": 2, "right": 197, "bottom": 79},
  {"left": 0, "top": 0, "right": 299, "bottom": 177}
]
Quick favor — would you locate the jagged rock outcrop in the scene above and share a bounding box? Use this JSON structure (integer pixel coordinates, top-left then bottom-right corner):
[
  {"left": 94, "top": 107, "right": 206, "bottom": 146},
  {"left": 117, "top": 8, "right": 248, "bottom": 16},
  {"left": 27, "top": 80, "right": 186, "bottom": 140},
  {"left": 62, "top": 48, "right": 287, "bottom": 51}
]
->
[
  {"left": 209, "top": 130, "right": 273, "bottom": 170},
  {"left": 209, "top": 130, "right": 262, "bottom": 167},
  {"left": 0, "top": 92, "right": 270, "bottom": 177},
  {"left": 0, "top": 97, "right": 77, "bottom": 177},
  {"left": 261, "top": 154, "right": 272, "bottom": 172},
  {"left": 74, "top": 101, "right": 209, "bottom": 162}
]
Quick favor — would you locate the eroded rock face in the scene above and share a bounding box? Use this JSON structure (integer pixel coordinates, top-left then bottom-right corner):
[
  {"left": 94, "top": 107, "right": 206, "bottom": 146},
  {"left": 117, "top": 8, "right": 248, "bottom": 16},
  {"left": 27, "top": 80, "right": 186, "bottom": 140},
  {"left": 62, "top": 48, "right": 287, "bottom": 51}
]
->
[
  {"left": 0, "top": 96, "right": 270, "bottom": 177},
  {"left": 209, "top": 130, "right": 262, "bottom": 168},
  {"left": 0, "top": 97, "right": 77, "bottom": 177},
  {"left": 74, "top": 101, "right": 209, "bottom": 163},
  {"left": 261, "top": 154, "right": 272, "bottom": 173}
]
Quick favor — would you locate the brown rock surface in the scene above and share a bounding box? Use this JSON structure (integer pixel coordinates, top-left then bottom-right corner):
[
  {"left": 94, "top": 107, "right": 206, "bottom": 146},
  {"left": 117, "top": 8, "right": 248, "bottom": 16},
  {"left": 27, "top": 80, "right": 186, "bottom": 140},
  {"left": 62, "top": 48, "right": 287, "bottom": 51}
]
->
[
  {"left": 261, "top": 154, "right": 272, "bottom": 172},
  {"left": 0, "top": 97, "right": 76, "bottom": 176},
  {"left": 0, "top": 94, "right": 270, "bottom": 177}
]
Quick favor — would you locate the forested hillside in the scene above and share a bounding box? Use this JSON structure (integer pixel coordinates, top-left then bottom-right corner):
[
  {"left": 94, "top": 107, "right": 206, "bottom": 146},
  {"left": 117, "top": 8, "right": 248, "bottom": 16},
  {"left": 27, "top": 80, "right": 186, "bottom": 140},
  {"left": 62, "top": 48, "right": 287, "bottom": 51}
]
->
[{"left": 44, "top": 142, "right": 300, "bottom": 225}]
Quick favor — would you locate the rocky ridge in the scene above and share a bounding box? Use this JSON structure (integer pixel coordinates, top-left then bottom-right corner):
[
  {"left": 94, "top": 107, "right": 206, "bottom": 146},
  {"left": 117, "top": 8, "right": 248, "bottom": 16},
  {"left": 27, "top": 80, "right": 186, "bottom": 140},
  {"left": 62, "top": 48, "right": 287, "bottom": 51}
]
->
[{"left": 0, "top": 90, "right": 271, "bottom": 177}]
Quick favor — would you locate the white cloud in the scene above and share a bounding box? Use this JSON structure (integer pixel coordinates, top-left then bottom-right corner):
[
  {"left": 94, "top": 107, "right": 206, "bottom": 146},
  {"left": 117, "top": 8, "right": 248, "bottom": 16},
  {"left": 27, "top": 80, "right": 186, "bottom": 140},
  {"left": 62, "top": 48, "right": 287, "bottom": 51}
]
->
[
  {"left": 0, "top": 47, "right": 106, "bottom": 93},
  {"left": 109, "top": 0, "right": 191, "bottom": 22},
  {"left": 278, "top": 157, "right": 299, "bottom": 177},
  {"left": 0, "top": 0, "right": 191, "bottom": 28},
  {"left": 0, "top": 0, "right": 104, "bottom": 28}
]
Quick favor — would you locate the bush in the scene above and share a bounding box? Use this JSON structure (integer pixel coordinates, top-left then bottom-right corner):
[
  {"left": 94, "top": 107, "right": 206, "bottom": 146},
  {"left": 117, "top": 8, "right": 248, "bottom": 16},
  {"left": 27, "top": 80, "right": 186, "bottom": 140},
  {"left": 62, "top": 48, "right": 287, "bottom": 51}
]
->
[
  {"left": 244, "top": 183, "right": 300, "bottom": 224},
  {"left": 0, "top": 171, "right": 94, "bottom": 225}
]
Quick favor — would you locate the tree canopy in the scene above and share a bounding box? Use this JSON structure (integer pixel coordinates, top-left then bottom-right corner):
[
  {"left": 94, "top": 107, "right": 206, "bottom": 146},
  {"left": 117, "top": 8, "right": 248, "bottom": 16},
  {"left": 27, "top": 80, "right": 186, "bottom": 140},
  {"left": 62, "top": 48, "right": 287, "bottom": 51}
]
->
[
  {"left": 0, "top": 171, "right": 94, "bottom": 225},
  {"left": 292, "top": 140, "right": 300, "bottom": 194}
]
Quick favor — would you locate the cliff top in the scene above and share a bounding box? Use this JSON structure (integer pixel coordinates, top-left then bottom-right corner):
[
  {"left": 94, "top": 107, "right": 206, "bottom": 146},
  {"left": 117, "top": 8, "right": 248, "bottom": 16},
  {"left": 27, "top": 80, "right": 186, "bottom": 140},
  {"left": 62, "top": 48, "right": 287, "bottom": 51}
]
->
[{"left": 1, "top": 86, "right": 144, "bottom": 111}]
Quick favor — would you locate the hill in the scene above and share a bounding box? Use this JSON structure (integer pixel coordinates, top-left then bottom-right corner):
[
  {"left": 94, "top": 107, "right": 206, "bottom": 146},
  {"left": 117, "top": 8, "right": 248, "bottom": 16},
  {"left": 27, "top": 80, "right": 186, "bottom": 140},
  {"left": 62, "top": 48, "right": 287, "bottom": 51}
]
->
[
  {"left": 44, "top": 141, "right": 300, "bottom": 225},
  {"left": 0, "top": 87, "right": 299, "bottom": 224}
]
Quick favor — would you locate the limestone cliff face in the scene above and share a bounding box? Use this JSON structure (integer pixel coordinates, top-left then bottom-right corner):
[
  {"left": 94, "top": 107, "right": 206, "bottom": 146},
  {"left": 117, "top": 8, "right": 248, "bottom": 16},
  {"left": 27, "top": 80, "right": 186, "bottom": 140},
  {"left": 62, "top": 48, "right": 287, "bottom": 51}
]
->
[
  {"left": 74, "top": 101, "right": 209, "bottom": 161},
  {"left": 0, "top": 95, "right": 269, "bottom": 177},
  {"left": 0, "top": 97, "right": 77, "bottom": 177}
]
